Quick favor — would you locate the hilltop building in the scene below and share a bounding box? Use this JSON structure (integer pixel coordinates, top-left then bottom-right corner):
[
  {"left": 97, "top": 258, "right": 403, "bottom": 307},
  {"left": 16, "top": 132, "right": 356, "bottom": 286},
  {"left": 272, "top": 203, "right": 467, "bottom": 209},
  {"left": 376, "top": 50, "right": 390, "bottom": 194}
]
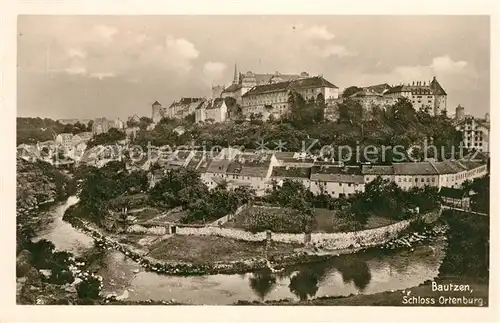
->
[
  {"left": 241, "top": 75, "right": 339, "bottom": 121},
  {"left": 383, "top": 77, "right": 447, "bottom": 115},
  {"left": 453, "top": 105, "right": 490, "bottom": 153},
  {"left": 196, "top": 98, "right": 228, "bottom": 123},
  {"left": 92, "top": 117, "right": 124, "bottom": 135},
  {"left": 218, "top": 64, "right": 310, "bottom": 105}
]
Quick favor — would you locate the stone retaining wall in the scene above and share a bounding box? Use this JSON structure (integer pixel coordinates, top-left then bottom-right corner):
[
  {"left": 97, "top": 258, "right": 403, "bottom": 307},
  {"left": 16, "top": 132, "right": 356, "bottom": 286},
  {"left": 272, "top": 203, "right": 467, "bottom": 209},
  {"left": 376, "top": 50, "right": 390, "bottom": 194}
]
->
[
  {"left": 177, "top": 226, "right": 267, "bottom": 241},
  {"left": 208, "top": 204, "right": 248, "bottom": 227},
  {"left": 176, "top": 209, "right": 442, "bottom": 251},
  {"left": 127, "top": 224, "right": 167, "bottom": 235}
]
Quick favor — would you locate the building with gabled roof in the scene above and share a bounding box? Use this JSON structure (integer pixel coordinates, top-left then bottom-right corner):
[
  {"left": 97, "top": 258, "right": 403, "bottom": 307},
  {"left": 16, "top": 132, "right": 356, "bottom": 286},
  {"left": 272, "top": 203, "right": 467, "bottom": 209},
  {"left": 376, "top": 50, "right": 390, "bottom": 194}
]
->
[
  {"left": 384, "top": 76, "right": 447, "bottom": 115},
  {"left": 221, "top": 152, "right": 279, "bottom": 195},
  {"left": 308, "top": 165, "right": 365, "bottom": 198},
  {"left": 219, "top": 64, "right": 310, "bottom": 105},
  {"left": 440, "top": 187, "right": 471, "bottom": 210},
  {"left": 204, "top": 98, "right": 228, "bottom": 123},
  {"left": 241, "top": 75, "right": 339, "bottom": 121}
]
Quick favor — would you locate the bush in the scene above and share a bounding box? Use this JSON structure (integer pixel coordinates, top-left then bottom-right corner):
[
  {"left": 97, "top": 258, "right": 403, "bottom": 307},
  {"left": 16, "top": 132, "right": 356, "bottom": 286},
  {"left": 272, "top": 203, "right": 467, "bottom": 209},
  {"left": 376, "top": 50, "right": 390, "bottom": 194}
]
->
[
  {"left": 76, "top": 277, "right": 101, "bottom": 300},
  {"left": 439, "top": 211, "right": 489, "bottom": 281},
  {"left": 242, "top": 207, "right": 310, "bottom": 233}
]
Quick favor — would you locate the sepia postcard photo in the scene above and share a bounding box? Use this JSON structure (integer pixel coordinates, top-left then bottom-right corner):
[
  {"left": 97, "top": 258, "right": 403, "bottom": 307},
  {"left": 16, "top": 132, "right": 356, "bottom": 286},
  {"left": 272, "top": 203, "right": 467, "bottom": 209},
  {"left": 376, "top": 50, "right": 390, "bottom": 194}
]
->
[{"left": 3, "top": 2, "right": 498, "bottom": 322}]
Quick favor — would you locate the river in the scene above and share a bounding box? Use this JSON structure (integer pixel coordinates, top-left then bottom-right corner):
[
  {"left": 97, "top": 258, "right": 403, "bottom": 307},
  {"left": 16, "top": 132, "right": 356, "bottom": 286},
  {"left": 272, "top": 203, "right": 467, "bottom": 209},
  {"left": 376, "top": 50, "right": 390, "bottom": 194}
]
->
[{"left": 36, "top": 197, "right": 447, "bottom": 305}]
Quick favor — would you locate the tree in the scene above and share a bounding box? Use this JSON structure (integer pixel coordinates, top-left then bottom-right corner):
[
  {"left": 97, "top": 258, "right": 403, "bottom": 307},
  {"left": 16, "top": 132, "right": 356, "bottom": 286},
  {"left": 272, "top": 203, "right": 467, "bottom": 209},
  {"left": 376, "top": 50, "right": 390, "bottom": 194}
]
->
[
  {"left": 288, "top": 269, "right": 320, "bottom": 301},
  {"left": 249, "top": 270, "right": 277, "bottom": 301},
  {"left": 72, "top": 121, "right": 87, "bottom": 134},
  {"left": 87, "top": 128, "right": 126, "bottom": 147},
  {"left": 337, "top": 99, "right": 363, "bottom": 126},
  {"left": 139, "top": 117, "right": 153, "bottom": 131},
  {"left": 87, "top": 120, "right": 94, "bottom": 132},
  {"left": 76, "top": 277, "right": 101, "bottom": 301},
  {"left": 314, "top": 93, "right": 326, "bottom": 123},
  {"left": 342, "top": 86, "right": 362, "bottom": 98},
  {"left": 469, "top": 175, "right": 489, "bottom": 213},
  {"left": 183, "top": 113, "right": 196, "bottom": 124}
]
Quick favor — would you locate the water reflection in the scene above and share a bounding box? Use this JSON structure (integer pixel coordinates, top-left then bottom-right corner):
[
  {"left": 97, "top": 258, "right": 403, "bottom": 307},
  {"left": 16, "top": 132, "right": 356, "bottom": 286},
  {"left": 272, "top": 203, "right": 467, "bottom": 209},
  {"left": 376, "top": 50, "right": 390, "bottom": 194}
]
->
[
  {"left": 289, "top": 270, "right": 319, "bottom": 301},
  {"left": 336, "top": 258, "right": 372, "bottom": 292},
  {"left": 38, "top": 197, "right": 447, "bottom": 305},
  {"left": 249, "top": 269, "right": 277, "bottom": 300}
]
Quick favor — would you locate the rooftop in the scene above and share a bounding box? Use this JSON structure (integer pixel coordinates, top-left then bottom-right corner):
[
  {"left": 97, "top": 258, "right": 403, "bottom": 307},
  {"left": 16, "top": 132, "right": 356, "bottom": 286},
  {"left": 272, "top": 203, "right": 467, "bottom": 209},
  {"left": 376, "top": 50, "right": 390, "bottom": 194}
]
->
[
  {"left": 393, "top": 162, "right": 439, "bottom": 175},
  {"left": 196, "top": 156, "right": 213, "bottom": 172},
  {"left": 385, "top": 77, "right": 446, "bottom": 96},
  {"left": 205, "top": 98, "right": 225, "bottom": 110},
  {"left": 271, "top": 166, "right": 311, "bottom": 179},
  {"left": 242, "top": 76, "right": 338, "bottom": 97},
  {"left": 361, "top": 165, "right": 394, "bottom": 175},
  {"left": 310, "top": 166, "right": 364, "bottom": 184},
  {"left": 206, "top": 158, "right": 232, "bottom": 174}
]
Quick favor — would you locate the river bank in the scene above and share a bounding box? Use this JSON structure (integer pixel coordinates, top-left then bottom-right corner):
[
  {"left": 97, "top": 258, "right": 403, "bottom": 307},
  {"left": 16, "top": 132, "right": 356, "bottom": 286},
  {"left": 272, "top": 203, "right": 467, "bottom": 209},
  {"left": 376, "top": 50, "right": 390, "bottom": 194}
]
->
[
  {"left": 65, "top": 211, "right": 446, "bottom": 278},
  {"left": 20, "top": 196, "right": 449, "bottom": 305},
  {"left": 232, "top": 277, "right": 488, "bottom": 306}
]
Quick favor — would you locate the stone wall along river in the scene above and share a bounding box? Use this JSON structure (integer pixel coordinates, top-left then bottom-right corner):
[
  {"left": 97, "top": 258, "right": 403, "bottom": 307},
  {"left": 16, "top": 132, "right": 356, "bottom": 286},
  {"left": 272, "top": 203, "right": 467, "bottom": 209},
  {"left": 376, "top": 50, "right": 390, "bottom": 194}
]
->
[{"left": 37, "top": 197, "right": 447, "bottom": 305}]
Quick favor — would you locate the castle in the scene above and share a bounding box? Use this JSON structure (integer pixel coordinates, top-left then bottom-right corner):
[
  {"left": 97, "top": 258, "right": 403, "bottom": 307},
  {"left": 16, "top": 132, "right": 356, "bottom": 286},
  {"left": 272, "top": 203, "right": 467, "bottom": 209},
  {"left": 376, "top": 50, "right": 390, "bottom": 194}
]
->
[
  {"left": 341, "top": 77, "right": 448, "bottom": 117},
  {"left": 213, "top": 64, "right": 311, "bottom": 105}
]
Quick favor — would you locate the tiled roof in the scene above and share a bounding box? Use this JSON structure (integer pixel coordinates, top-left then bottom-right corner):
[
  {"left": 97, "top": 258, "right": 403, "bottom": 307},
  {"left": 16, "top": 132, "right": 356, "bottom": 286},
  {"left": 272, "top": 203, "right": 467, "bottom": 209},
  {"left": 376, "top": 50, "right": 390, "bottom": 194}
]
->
[
  {"left": 310, "top": 166, "right": 364, "bottom": 184},
  {"left": 225, "top": 153, "right": 273, "bottom": 178},
  {"left": 456, "top": 160, "right": 483, "bottom": 171},
  {"left": 239, "top": 72, "right": 305, "bottom": 86},
  {"left": 349, "top": 89, "right": 384, "bottom": 98},
  {"left": 206, "top": 159, "right": 232, "bottom": 174},
  {"left": 242, "top": 76, "right": 338, "bottom": 97},
  {"left": 226, "top": 161, "right": 244, "bottom": 175},
  {"left": 205, "top": 98, "right": 225, "bottom": 110},
  {"left": 393, "top": 162, "right": 439, "bottom": 175},
  {"left": 271, "top": 166, "right": 311, "bottom": 179},
  {"left": 385, "top": 77, "right": 446, "bottom": 96},
  {"left": 430, "top": 76, "right": 447, "bottom": 95},
  {"left": 239, "top": 166, "right": 269, "bottom": 178},
  {"left": 362, "top": 83, "right": 391, "bottom": 94},
  {"left": 281, "top": 157, "right": 316, "bottom": 164},
  {"left": 186, "top": 151, "right": 204, "bottom": 170},
  {"left": 169, "top": 98, "right": 204, "bottom": 110},
  {"left": 196, "top": 157, "right": 213, "bottom": 172},
  {"left": 234, "top": 153, "right": 273, "bottom": 167},
  {"left": 362, "top": 165, "right": 394, "bottom": 175},
  {"left": 222, "top": 83, "right": 242, "bottom": 93}
]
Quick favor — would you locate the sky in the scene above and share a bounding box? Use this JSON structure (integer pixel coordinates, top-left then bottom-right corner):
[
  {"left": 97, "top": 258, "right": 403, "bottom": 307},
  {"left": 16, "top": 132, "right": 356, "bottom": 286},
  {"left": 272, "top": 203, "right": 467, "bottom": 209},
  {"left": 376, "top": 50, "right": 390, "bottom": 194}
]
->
[{"left": 17, "top": 15, "right": 490, "bottom": 120}]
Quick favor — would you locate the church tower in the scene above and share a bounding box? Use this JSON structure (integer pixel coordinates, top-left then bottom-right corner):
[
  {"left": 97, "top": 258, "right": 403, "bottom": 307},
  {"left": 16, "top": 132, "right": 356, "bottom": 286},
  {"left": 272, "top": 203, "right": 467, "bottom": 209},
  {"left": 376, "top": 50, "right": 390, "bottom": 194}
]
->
[{"left": 233, "top": 63, "right": 239, "bottom": 84}]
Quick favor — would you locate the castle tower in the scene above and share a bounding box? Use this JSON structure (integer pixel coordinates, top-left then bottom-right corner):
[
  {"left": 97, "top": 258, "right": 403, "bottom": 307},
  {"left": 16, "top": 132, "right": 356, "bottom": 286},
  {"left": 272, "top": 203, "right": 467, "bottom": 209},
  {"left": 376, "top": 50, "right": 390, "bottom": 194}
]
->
[
  {"left": 485, "top": 112, "right": 490, "bottom": 123},
  {"left": 455, "top": 104, "right": 465, "bottom": 121},
  {"left": 152, "top": 101, "right": 162, "bottom": 123},
  {"left": 430, "top": 76, "right": 447, "bottom": 116},
  {"left": 233, "top": 63, "right": 239, "bottom": 84}
]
